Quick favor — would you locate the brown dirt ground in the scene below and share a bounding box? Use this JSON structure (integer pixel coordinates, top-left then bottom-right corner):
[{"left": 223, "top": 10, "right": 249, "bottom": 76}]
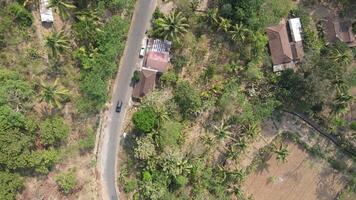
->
[{"left": 243, "top": 142, "right": 347, "bottom": 200}]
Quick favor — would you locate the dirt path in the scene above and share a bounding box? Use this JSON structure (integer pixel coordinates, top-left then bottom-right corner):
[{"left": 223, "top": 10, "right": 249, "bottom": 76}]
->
[{"left": 31, "top": 8, "right": 51, "bottom": 64}]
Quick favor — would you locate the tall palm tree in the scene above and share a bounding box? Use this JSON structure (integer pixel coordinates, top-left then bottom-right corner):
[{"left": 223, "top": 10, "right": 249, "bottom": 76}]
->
[
  {"left": 154, "top": 11, "right": 189, "bottom": 42},
  {"left": 206, "top": 8, "right": 219, "bottom": 26},
  {"left": 213, "top": 119, "right": 235, "bottom": 142},
  {"left": 274, "top": 143, "right": 289, "bottom": 162},
  {"left": 45, "top": 31, "right": 70, "bottom": 59},
  {"left": 39, "top": 78, "right": 69, "bottom": 109},
  {"left": 218, "top": 17, "right": 231, "bottom": 32},
  {"left": 330, "top": 48, "right": 352, "bottom": 66},
  {"left": 48, "top": 0, "right": 76, "bottom": 19},
  {"left": 230, "top": 23, "right": 251, "bottom": 43},
  {"left": 331, "top": 92, "right": 353, "bottom": 116}
]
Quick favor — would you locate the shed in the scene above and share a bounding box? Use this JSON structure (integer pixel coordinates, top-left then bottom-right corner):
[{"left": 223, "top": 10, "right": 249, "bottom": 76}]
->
[
  {"left": 40, "top": 0, "right": 54, "bottom": 23},
  {"left": 288, "top": 18, "right": 302, "bottom": 42}
]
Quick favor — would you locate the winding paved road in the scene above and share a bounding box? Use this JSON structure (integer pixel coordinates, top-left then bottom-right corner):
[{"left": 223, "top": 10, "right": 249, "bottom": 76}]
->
[{"left": 99, "top": 0, "right": 156, "bottom": 199}]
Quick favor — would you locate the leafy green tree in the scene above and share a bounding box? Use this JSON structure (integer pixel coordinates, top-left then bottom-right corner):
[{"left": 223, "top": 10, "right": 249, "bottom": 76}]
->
[
  {"left": 154, "top": 11, "right": 189, "bottom": 42},
  {"left": 28, "top": 148, "right": 58, "bottom": 174},
  {"left": 174, "top": 81, "right": 202, "bottom": 118},
  {"left": 48, "top": 0, "right": 76, "bottom": 19},
  {"left": 56, "top": 169, "right": 77, "bottom": 194},
  {"left": 45, "top": 31, "right": 70, "bottom": 59},
  {"left": 0, "top": 77, "right": 34, "bottom": 111},
  {"left": 39, "top": 78, "right": 69, "bottom": 109},
  {"left": 73, "top": 9, "right": 102, "bottom": 47},
  {"left": 132, "top": 106, "right": 158, "bottom": 133},
  {"left": 40, "top": 117, "right": 69, "bottom": 146},
  {"left": 0, "top": 105, "right": 34, "bottom": 170},
  {"left": 0, "top": 171, "right": 24, "bottom": 200}
]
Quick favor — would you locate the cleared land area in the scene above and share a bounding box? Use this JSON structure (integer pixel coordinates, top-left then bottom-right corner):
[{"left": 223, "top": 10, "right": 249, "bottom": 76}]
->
[{"left": 243, "top": 143, "right": 347, "bottom": 200}]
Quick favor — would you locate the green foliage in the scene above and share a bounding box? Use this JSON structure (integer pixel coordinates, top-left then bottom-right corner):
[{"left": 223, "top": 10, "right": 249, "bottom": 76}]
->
[
  {"left": 132, "top": 106, "right": 158, "bottom": 133},
  {"left": 0, "top": 105, "right": 34, "bottom": 170},
  {"left": 77, "top": 16, "right": 129, "bottom": 113},
  {"left": 160, "top": 71, "right": 177, "bottom": 87},
  {"left": 153, "top": 11, "right": 189, "bottom": 42},
  {"left": 173, "top": 175, "right": 188, "bottom": 188},
  {"left": 56, "top": 169, "right": 77, "bottom": 194},
  {"left": 8, "top": 2, "right": 32, "bottom": 27},
  {"left": 132, "top": 70, "right": 140, "bottom": 84},
  {"left": 78, "top": 128, "right": 96, "bottom": 152},
  {"left": 134, "top": 135, "right": 156, "bottom": 160},
  {"left": 350, "top": 121, "right": 356, "bottom": 131},
  {"left": 158, "top": 121, "right": 182, "bottom": 148},
  {"left": 40, "top": 117, "right": 69, "bottom": 146},
  {"left": 174, "top": 81, "right": 202, "bottom": 119},
  {"left": 28, "top": 149, "right": 58, "bottom": 174},
  {"left": 0, "top": 71, "right": 34, "bottom": 110},
  {"left": 48, "top": 0, "right": 76, "bottom": 19},
  {"left": 329, "top": 159, "right": 348, "bottom": 172},
  {"left": 123, "top": 179, "right": 137, "bottom": 193},
  {"left": 0, "top": 171, "right": 24, "bottom": 200}
]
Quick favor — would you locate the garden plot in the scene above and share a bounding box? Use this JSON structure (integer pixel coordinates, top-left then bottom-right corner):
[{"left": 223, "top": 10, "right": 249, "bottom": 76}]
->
[{"left": 243, "top": 143, "right": 347, "bottom": 200}]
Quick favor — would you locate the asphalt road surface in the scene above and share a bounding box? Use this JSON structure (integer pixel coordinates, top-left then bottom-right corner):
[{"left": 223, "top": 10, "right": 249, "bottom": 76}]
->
[{"left": 99, "top": 0, "right": 156, "bottom": 199}]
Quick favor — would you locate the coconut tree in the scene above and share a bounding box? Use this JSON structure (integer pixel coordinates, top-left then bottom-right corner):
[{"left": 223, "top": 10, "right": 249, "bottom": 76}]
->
[
  {"left": 206, "top": 8, "right": 219, "bottom": 27},
  {"left": 230, "top": 23, "right": 251, "bottom": 43},
  {"left": 154, "top": 11, "right": 189, "bottom": 42},
  {"left": 218, "top": 17, "right": 231, "bottom": 32},
  {"left": 39, "top": 78, "right": 69, "bottom": 109},
  {"left": 331, "top": 92, "right": 353, "bottom": 116},
  {"left": 330, "top": 48, "right": 352, "bottom": 66},
  {"left": 274, "top": 143, "right": 289, "bottom": 162},
  {"left": 45, "top": 30, "right": 70, "bottom": 59},
  {"left": 213, "top": 119, "right": 235, "bottom": 142},
  {"left": 48, "top": 0, "right": 76, "bottom": 19}
]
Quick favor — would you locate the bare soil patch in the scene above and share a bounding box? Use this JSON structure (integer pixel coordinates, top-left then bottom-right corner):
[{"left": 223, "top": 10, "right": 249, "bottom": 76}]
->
[{"left": 243, "top": 143, "right": 347, "bottom": 200}]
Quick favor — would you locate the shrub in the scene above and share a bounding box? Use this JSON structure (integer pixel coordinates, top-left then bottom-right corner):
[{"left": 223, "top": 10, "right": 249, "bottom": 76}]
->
[
  {"left": 132, "top": 70, "right": 140, "bottom": 84},
  {"left": 56, "top": 169, "right": 77, "bottom": 195},
  {"left": 123, "top": 179, "right": 137, "bottom": 193},
  {"left": 158, "top": 121, "right": 182, "bottom": 148},
  {"left": 8, "top": 3, "right": 32, "bottom": 27},
  {"left": 0, "top": 171, "right": 24, "bottom": 200},
  {"left": 329, "top": 159, "right": 347, "bottom": 172},
  {"left": 350, "top": 121, "right": 356, "bottom": 131},
  {"left": 174, "top": 81, "right": 202, "bottom": 119},
  {"left": 40, "top": 117, "right": 69, "bottom": 146},
  {"left": 79, "top": 128, "right": 95, "bottom": 152},
  {"left": 132, "top": 106, "right": 158, "bottom": 133}
]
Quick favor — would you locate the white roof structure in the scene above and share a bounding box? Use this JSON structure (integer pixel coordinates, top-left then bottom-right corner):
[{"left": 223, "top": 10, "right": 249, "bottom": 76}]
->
[
  {"left": 40, "top": 0, "right": 54, "bottom": 23},
  {"left": 288, "top": 18, "right": 302, "bottom": 42}
]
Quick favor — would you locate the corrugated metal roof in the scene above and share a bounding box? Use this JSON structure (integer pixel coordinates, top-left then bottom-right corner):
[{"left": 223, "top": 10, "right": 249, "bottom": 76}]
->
[
  {"left": 40, "top": 0, "right": 54, "bottom": 23},
  {"left": 288, "top": 18, "right": 302, "bottom": 42}
]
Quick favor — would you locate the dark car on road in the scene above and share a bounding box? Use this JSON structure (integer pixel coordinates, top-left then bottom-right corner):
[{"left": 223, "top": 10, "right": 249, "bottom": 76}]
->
[{"left": 116, "top": 100, "right": 123, "bottom": 113}]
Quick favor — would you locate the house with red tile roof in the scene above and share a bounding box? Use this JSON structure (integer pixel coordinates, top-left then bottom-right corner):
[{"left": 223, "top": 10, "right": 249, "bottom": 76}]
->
[{"left": 266, "top": 18, "right": 304, "bottom": 72}]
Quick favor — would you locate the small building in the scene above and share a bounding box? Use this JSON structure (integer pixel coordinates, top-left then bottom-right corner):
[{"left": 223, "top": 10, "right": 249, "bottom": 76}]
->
[
  {"left": 323, "top": 17, "right": 355, "bottom": 47},
  {"left": 40, "top": 0, "right": 54, "bottom": 23},
  {"left": 132, "top": 68, "right": 157, "bottom": 100},
  {"left": 144, "top": 39, "right": 172, "bottom": 73},
  {"left": 266, "top": 19, "right": 304, "bottom": 73}
]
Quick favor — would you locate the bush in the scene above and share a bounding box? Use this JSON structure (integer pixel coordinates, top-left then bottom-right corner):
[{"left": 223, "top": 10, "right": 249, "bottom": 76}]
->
[
  {"left": 158, "top": 121, "right": 182, "bottom": 148},
  {"left": 350, "top": 121, "right": 356, "bottom": 131},
  {"left": 79, "top": 128, "right": 96, "bottom": 152},
  {"left": 174, "top": 81, "right": 202, "bottom": 119},
  {"left": 132, "top": 106, "right": 158, "bottom": 133},
  {"left": 56, "top": 169, "right": 77, "bottom": 195},
  {"left": 329, "top": 159, "right": 347, "bottom": 172},
  {"left": 8, "top": 3, "right": 32, "bottom": 27},
  {"left": 40, "top": 117, "right": 69, "bottom": 147},
  {"left": 123, "top": 179, "right": 137, "bottom": 193},
  {"left": 0, "top": 171, "right": 24, "bottom": 200}
]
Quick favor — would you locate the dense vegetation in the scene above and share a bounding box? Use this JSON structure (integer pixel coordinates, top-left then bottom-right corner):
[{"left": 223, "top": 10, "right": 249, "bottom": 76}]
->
[
  {"left": 120, "top": 0, "right": 355, "bottom": 199},
  {"left": 0, "top": 0, "right": 134, "bottom": 199}
]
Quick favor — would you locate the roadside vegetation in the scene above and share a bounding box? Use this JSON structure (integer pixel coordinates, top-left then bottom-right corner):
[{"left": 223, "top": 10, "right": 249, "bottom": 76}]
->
[
  {"left": 119, "top": 0, "right": 355, "bottom": 199},
  {"left": 0, "top": 0, "right": 135, "bottom": 199}
]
